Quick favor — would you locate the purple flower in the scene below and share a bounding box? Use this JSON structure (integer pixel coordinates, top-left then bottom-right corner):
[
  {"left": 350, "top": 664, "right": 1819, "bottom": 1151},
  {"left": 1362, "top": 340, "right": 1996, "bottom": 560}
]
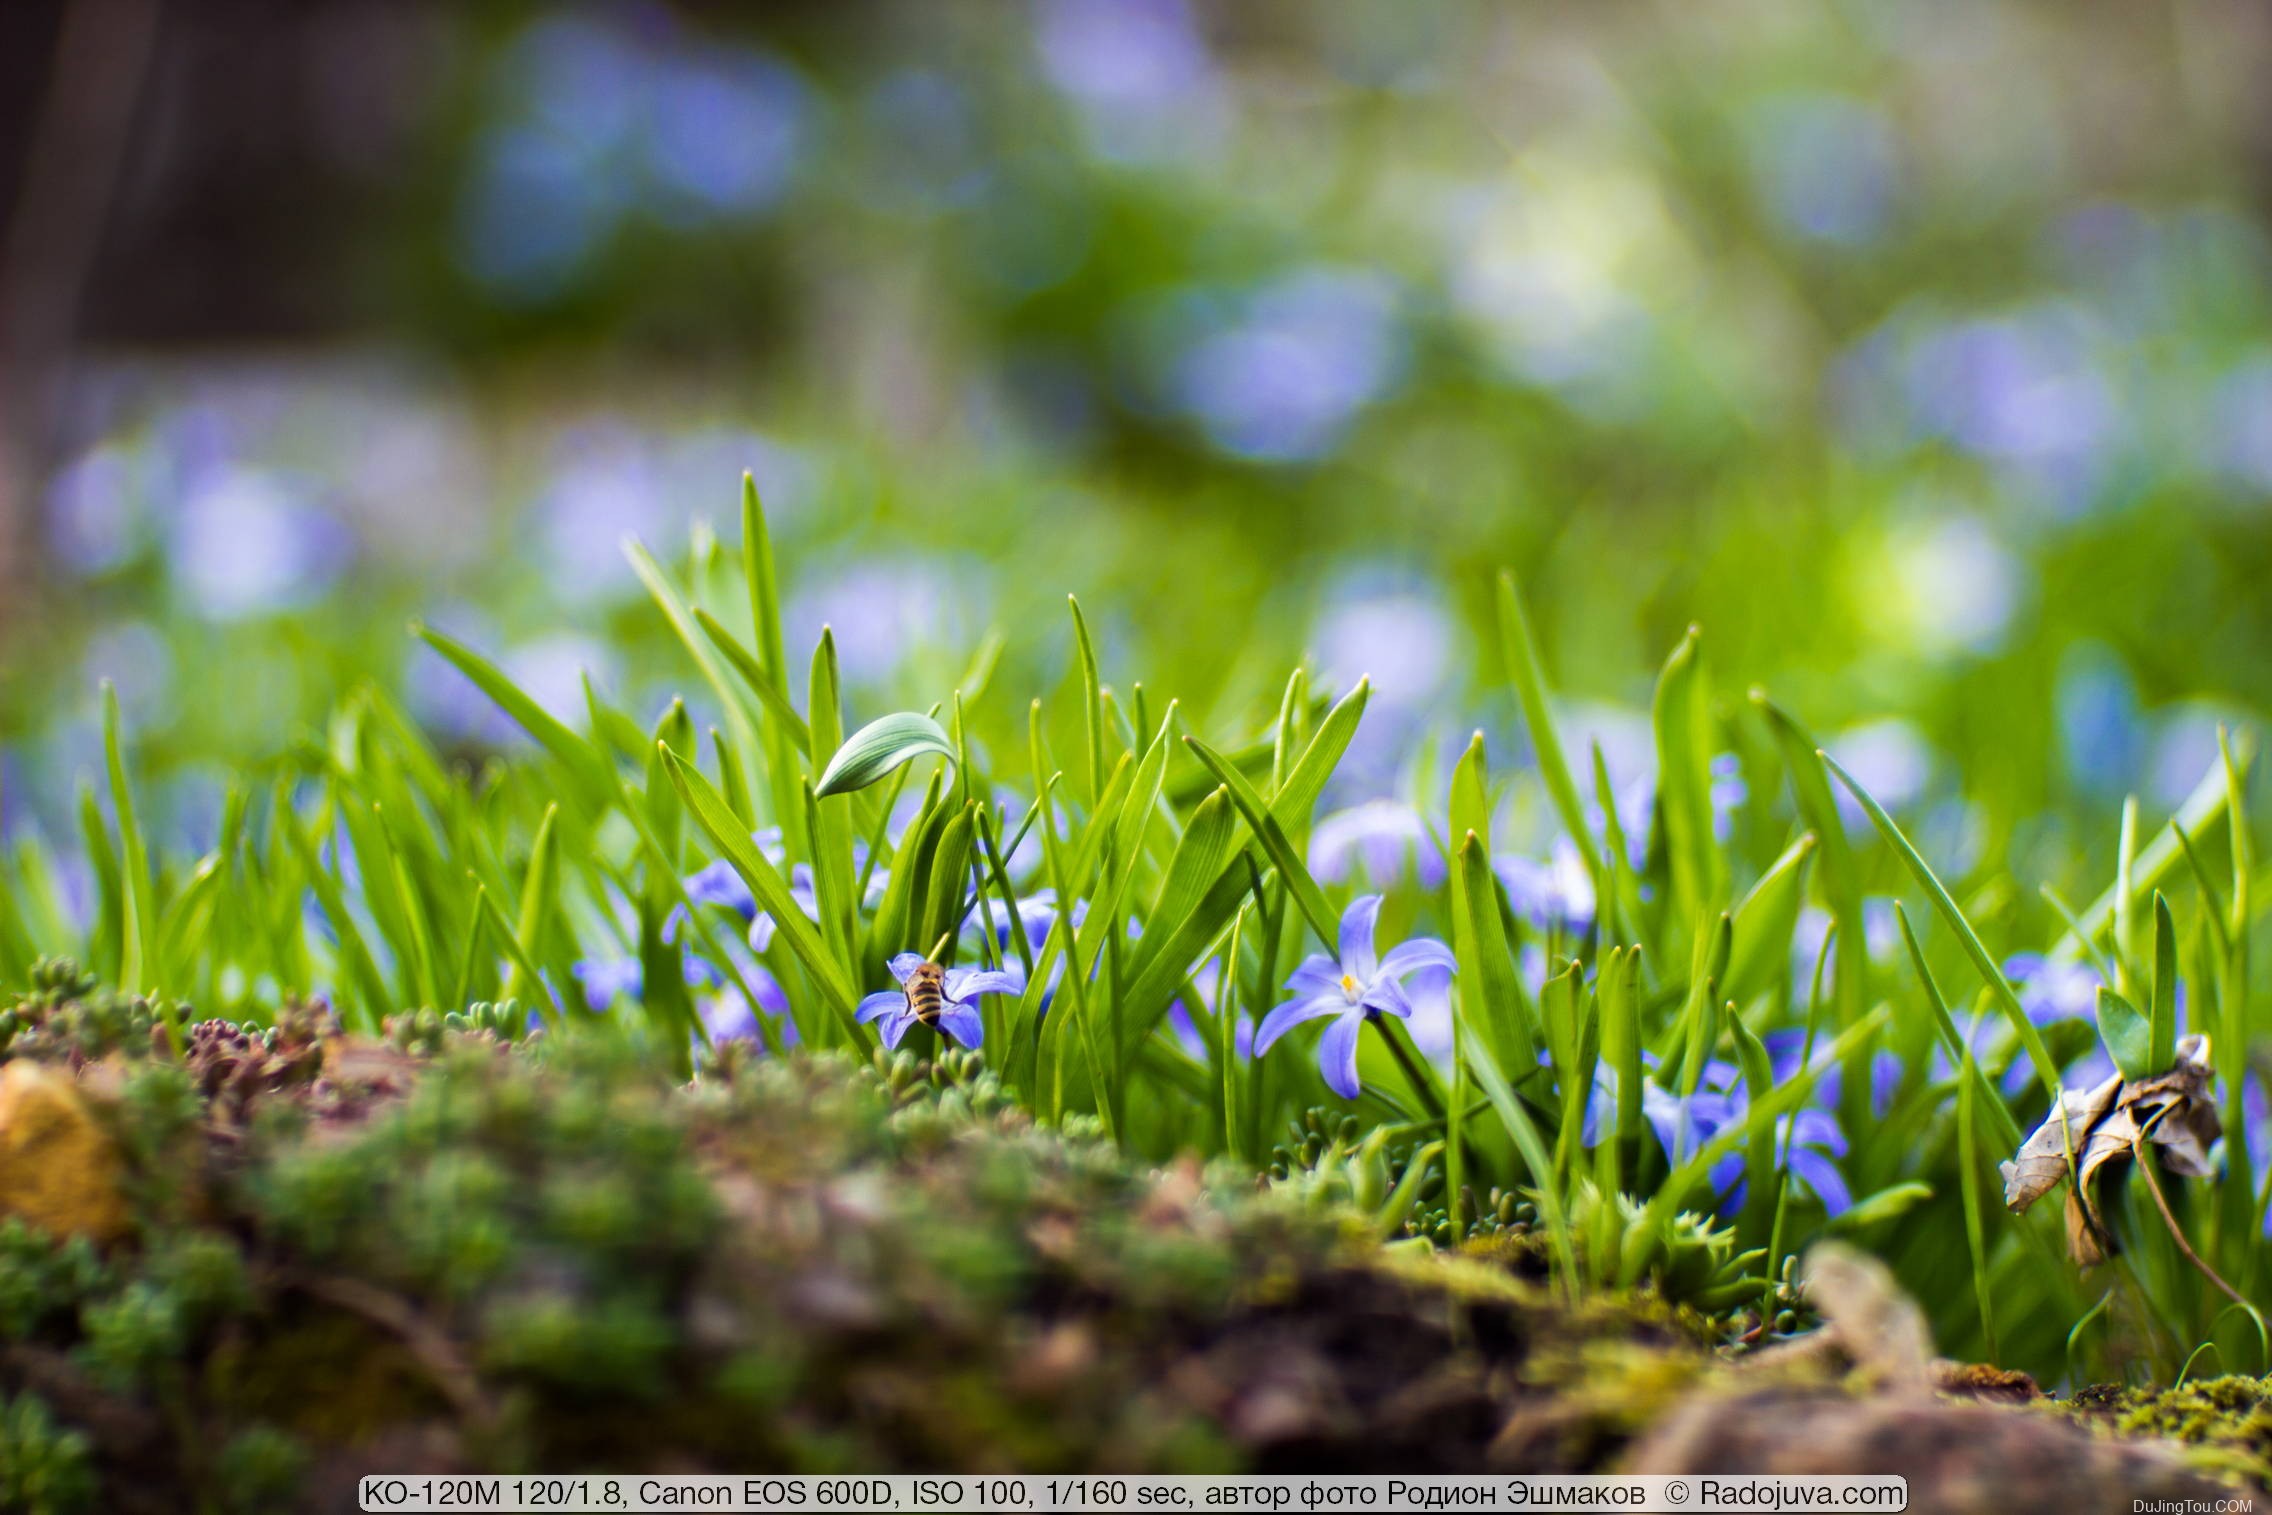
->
[
  {"left": 1655, "top": 1065, "right": 1852, "bottom": 1217},
  {"left": 1770, "top": 1110, "right": 1853, "bottom": 1216},
  {"left": 699, "top": 971, "right": 792, "bottom": 1048},
  {"left": 1251, "top": 896, "right": 1457, "bottom": 1100},
  {"left": 855, "top": 954, "right": 1026, "bottom": 1051},
  {"left": 1709, "top": 752, "right": 1747, "bottom": 843},
  {"left": 2002, "top": 952, "right": 2102, "bottom": 1025},
  {"left": 1310, "top": 800, "right": 1446, "bottom": 889},
  {"left": 1494, "top": 839, "right": 1595, "bottom": 936},
  {"left": 682, "top": 860, "right": 758, "bottom": 920},
  {"left": 570, "top": 952, "right": 727, "bottom": 1013},
  {"left": 997, "top": 888, "right": 1087, "bottom": 956},
  {"left": 748, "top": 856, "right": 889, "bottom": 953},
  {"left": 572, "top": 958, "right": 646, "bottom": 1012},
  {"left": 1765, "top": 1027, "right": 1911, "bottom": 1119}
]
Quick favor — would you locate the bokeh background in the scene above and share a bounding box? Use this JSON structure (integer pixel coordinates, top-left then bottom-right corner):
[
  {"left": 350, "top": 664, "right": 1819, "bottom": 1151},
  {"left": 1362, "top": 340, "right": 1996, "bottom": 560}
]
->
[{"left": 7, "top": 0, "right": 2272, "bottom": 904}]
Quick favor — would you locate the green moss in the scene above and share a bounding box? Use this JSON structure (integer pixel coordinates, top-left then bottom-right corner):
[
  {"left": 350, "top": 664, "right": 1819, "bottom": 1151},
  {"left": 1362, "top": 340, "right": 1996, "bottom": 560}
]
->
[
  {"left": 209, "top": 1426, "right": 308, "bottom": 1515},
  {"left": 0, "top": 1221, "right": 109, "bottom": 1341},
  {"left": 0, "top": 967, "right": 2250, "bottom": 1504},
  {"left": 0, "top": 1391, "right": 95, "bottom": 1515},
  {"left": 2059, "top": 1375, "right": 2272, "bottom": 1484}
]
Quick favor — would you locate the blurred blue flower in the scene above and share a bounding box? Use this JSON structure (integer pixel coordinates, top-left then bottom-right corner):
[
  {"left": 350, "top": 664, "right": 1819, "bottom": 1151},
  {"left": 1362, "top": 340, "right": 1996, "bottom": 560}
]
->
[
  {"left": 1825, "top": 719, "right": 1931, "bottom": 829},
  {"left": 1640, "top": 1073, "right": 1744, "bottom": 1197},
  {"left": 170, "top": 469, "right": 354, "bottom": 620},
  {"left": 1630, "top": 1055, "right": 1852, "bottom": 1216},
  {"left": 699, "top": 971, "right": 793, "bottom": 1049},
  {"left": 570, "top": 952, "right": 727, "bottom": 1014},
  {"left": 1765, "top": 1110, "right": 1853, "bottom": 1215},
  {"left": 45, "top": 446, "right": 143, "bottom": 575},
  {"left": 456, "top": 125, "right": 625, "bottom": 300},
  {"left": 2212, "top": 354, "right": 2272, "bottom": 495},
  {"left": 1037, "top": 0, "right": 1211, "bottom": 107},
  {"left": 855, "top": 954, "right": 1025, "bottom": 1050},
  {"left": 1164, "top": 958, "right": 1252, "bottom": 1061},
  {"left": 1743, "top": 93, "right": 1898, "bottom": 247},
  {"left": 1035, "top": 0, "right": 1222, "bottom": 162},
  {"left": 571, "top": 958, "right": 647, "bottom": 1012},
  {"left": 859, "top": 70, "right": 987, "bottom": 213},
  {"left": 2002, "top": 952, "right": 2102, "bottom": 1025},
  {"left": 996, "top": 887, "right": 1087, "bottom": 958},
  {"left": 645, "top": 49, "right": 808, "bottom": 219},
  {"left": 1495, "top": 839, "right": 1595, "bottom": 936},
  {"left": 1996, "top": 953, "right": 2117, "bottom": 1096},
  {"left": 82, "top": 621, "right": 175, "bottom": 731},
  {"left": 1766, "top": 1026, "right": 1911, "bottom": 1121},
  {"left": 1252, "top": 895, "right": 1457, "bottom": 1100},
  {"left": 2057, "top": 643, "right": 2142, "bottom": 798},
  {"left": 535, "top": 428, "right": 669, "bottom": 599},
  {"left": 1709, "top": 752, "right": 1747, "bottom": 842},
  {"left": 785, "top": 555, "right": 973, "bottom": 686},
  {"left": 1172, "top": 268, "right": 1406, "bottom": 462},
  {"left": 748, "top": 855, "right": 889, "bottom": 953},
  {"left": 500, "top": 14, "right": 649, "bottom": 153},
  {"left": 2150, "top": 703, "right": 2248, "bottom": 810},
  {"left": 1902, "top": 307, "right": 2121, "bottom": 510},
  {"left": 1313, "top": 577, "right": 1452, "bottom": 709},
  {"left": 1310, "top": 799, "right": 1445, "bottom": 888}
]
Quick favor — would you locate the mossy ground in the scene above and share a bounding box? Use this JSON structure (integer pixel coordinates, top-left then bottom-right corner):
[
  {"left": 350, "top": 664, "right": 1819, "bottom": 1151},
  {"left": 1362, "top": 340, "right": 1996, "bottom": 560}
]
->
[{"left": 0, "top": 972, "right": 2258, "bottom": 1513}]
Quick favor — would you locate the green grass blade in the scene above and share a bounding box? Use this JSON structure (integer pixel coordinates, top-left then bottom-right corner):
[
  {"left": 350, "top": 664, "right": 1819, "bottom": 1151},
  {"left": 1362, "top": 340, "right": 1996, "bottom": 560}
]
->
[
  {"left": 1495, "top": 571, "right": 1603, "bottom": 883},
  {"left": 1461, "top": 1025, "right": 1578, "bottom": 1302},
  {"left": 101, "top": 682, "right": 160, "bottom": 1002},
  {"left": 1182, "top": 733, "right": 1337, "bottom": 951},
  {"left": 1822, "top": 751, "right": 2064, "bottom": 1096},
  {"left": 413, "top": 624, "right": 612, "bottom": 807},
  {"left": 659, "top": 742, "right": 862, "bottom": 1025}
]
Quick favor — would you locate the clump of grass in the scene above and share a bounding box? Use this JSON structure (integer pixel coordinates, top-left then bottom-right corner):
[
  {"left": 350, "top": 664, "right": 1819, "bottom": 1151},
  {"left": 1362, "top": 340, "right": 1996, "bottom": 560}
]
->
[{"left": 0, "top": 476, "right": 2263, "bottom": 1403}]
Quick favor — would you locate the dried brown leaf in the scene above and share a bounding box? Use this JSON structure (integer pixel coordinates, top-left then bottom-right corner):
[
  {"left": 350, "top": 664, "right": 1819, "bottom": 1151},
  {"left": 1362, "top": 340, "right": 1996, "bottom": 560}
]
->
[{"left": 2001, "top": 1036, "right": 2222, "bottom": 1268}]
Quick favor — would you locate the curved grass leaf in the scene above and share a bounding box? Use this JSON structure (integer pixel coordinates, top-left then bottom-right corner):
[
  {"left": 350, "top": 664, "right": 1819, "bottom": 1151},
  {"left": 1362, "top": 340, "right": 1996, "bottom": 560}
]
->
[
  {"left": 1822, "top": 751, "right": 2064, "bottom": 1098},
  {"left": 2094, "top": 985, "right": 2152, "bottom": 1082},
  {"left": 1495, "top": 571, "right": 1603, "bottom": 884},
  {"left": 815, "top": 711, "right": 956, "bottom": 798},
  {"left": 413, "top": 624, "right": 611, "bottom": 806},
  {"left": 1460, "top": 1025, "right": 1578, "bottom": 1301},
  {"left": 659, "top": 742, "right": 861, "bottom": 1025},
  {"left": 1623, "top": 1005, "right": 1888, "bottom": 1286},
  {"left": 1183, "top": 732, "right": 1337, "bottom": 950},
  {"left": 1753, "top": 693, "right": 1867, "bottom": 1028}
]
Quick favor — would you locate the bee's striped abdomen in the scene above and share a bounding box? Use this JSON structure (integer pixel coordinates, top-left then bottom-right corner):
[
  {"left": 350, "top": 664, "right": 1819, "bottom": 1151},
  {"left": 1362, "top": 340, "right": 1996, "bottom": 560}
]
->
[{"left": 904, "top": 962, "right": 947, "bottom": 1025}]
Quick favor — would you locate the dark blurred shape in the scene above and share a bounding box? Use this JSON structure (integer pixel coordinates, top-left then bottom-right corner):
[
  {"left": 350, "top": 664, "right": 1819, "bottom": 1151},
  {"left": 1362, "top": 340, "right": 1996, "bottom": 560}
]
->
[{"left": 0, "top": 0, "right": 159, "bottom": 607}]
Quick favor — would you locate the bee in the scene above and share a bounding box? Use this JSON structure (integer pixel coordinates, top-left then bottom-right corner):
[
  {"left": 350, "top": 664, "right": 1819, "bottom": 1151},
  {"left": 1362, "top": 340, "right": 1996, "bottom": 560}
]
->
[{"left": 903, "top": 960, "right": 948, "bottom": 1027}]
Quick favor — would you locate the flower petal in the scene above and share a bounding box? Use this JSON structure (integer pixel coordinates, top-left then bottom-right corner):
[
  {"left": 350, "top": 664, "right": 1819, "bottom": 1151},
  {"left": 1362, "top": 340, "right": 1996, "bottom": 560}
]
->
[
  {"left": 702, "top": 991, "right": 761, "bottom": 1044},
  {"left": 937, "top": 1002, "right": 984, "bottom": 1049},
  {"left": 748, "top": 913, "right": 779, "bottom": 953},
  {"left": 1286, "top": 954, "right": 1346, "bottom": 998},
  {"left": 877, "top": 1007, "right": 917, "bottom": 1050},
  {"left": 1338, "top": 895, "right": 1383, "bottom": 982},
  {"left": 1789, "top": 1148, "right": 1853, "bottom": 1217},
  {"left": 1359, "top": 975, "right": 1415, "bottom": 1019},
  {"left": 944, "top": 965, "right": 1026, "bottom": 1001},
  {"left": 1253, "top": 995, "right": 1342, "bottom": 1056},
  {"left": 886, "top": 952, "right": 928, "bottom": 984},
  {"left": 1788, "top": 1108, "right": 1848, "bottom": 1158},
  {"left": 683, "top": 860, "right": 757, "bottom": 918},
  {"left": 855, "top": 991, "right": 906, "bottom": 1025},
  {"left": 1317, "top": 1010, "right": 1365, "bottom": 1100},
  {"left": 1379, "top": 937, "right": 1457, "bottom": 982}
]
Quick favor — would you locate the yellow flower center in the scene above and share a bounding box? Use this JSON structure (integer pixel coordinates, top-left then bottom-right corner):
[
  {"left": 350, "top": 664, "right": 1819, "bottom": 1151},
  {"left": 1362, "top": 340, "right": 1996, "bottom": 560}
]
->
[{"left": 1340, "top": 973, "right": 1359, "bottom": 996}]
